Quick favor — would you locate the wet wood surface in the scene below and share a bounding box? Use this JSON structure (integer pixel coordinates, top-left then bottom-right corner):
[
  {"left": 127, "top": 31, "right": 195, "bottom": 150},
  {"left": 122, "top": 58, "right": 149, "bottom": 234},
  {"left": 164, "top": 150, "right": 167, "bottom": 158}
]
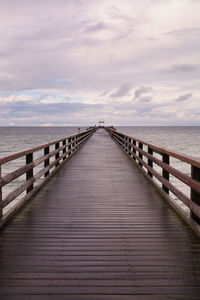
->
[{"left": 1, "top": 129, "right": 200, "bottom": 299}]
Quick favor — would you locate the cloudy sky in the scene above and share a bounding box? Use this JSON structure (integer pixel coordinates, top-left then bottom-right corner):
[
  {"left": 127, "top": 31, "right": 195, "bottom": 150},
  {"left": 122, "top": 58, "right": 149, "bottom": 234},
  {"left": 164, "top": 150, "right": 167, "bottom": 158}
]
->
[{"left": 0, "top": 0, "right": 200, "bottom": 126}]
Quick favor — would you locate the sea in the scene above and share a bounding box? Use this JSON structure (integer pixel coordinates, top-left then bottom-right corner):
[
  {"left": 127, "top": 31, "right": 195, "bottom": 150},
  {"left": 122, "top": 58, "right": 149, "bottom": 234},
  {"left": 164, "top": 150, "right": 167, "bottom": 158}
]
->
[{"left": 0, "top": 126, "right": 200, "bottom": 214}]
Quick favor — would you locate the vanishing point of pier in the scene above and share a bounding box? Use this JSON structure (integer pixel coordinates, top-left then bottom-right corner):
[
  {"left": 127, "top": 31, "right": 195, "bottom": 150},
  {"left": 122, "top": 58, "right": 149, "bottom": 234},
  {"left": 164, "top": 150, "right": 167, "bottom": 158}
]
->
[{"left": 0, "top": 128, "right": 200, "bottom": 299}]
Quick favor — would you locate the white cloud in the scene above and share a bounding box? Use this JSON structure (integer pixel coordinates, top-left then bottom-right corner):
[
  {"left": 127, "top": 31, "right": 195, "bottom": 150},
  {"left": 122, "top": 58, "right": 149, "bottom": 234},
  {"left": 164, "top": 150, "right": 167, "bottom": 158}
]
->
[{"left": 0, "top": 0, "right": 199, "bottom": 125}]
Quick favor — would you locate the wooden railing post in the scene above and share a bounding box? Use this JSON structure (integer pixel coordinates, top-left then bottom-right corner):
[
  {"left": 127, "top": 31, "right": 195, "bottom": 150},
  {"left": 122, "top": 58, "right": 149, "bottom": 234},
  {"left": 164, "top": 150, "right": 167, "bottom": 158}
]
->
[
  {"left": 129, "top": 138, "right": 132, "bottom": 157},
  {"left": 162, "top": 154, "right": 169, "bottom": 194},
  {"left": 132, "top": 140, "right": 136, "bottom": 160},
  {"left": 0, "top": 165, "right": 2, "bottom": 220},
  {"left": 125, "top": 136, "right": 128, "bottom": 152},
  {"left": 75, "top": 134, "right": 78, "bottom": 150},
  {"left": 139, "top": 143, "right": 143, "bottom": 167},
  {"left": 26, "top": 153, "right": 33, "bottom": 193},
  {"left": 126, "top": 137, "right": 129, "bottom": 153},
  {"left": 68, "top": 138, "right": 71, "bottom": 156},
  {"left": 63, "top": 139, "right": 66, "bottom": 160},
  {"left": 71, "top": 137, "right": 74, "bottom": 153},
  {"left": 148, "top": 147, "right": 153, "bottom": 178},
  {"left": 191, "top": 165, "right": 200, "bottom": 224},
  {"left": 118, "top": 133, "right": 121, "bottom": 145},
  {"left": 55, "top": 142, "right": 59, "bottom": 167},
  {"left": 77, "top": 134, "right": 80, "bottom": 148},
  {"left": 123, "top": 135, "right": 126, "bottom": 150},
  {"left": 44, "top": 146, "right": 50, "bottom": 177},
  {"left": 72, "top": 136, "right": 75, "bottom": 152},
  {"left": 80, "top": 134, "right": 83, "bottom": 145}
]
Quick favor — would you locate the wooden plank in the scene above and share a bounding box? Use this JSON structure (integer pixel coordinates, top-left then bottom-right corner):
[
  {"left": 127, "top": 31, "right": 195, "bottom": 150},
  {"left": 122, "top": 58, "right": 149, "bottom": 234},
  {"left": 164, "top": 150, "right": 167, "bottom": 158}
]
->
[{"left": 1, "top": 129, "right": 200, "bottom": 298}]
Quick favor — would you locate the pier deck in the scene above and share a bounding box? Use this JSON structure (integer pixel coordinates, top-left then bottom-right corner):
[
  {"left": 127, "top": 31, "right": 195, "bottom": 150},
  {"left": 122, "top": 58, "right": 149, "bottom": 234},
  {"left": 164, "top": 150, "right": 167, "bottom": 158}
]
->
[{"left": 1, "top": 129, "right": 200, "bottom": 299}]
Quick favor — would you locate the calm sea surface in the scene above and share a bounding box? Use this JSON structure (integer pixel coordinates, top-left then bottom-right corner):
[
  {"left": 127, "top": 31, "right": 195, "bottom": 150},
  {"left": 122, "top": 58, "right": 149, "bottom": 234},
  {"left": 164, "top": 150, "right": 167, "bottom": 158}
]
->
[
  {"left": 1, "top": 126, "right": 199, "bottom": 158},
  {"left": 0, "top": 126, "right": 199, "bottom": 213},
  {"left": 0, "top": 127, "right": 86, "bottom": 158},
  {"left": 116, "top": 126, "right": 200, "bottom": 159}
]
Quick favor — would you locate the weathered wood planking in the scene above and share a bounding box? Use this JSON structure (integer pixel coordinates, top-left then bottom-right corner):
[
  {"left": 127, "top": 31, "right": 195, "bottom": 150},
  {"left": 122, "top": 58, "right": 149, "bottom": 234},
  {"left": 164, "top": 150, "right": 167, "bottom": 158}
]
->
[{"left": 0, "top": 129, "right": 200, "bottom": 299}]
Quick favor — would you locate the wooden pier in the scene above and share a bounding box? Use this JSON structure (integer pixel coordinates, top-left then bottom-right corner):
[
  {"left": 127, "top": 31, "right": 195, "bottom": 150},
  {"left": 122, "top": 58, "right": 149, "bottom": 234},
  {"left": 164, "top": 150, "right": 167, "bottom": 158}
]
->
[{"left": 1, "top": 128, "right": 200, "bottom": 299}]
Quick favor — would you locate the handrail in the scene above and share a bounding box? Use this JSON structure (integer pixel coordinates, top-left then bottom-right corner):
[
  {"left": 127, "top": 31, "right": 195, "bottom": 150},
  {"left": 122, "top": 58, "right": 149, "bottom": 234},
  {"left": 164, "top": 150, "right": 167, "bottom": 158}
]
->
[
  {"left": 110, "top": 129, "right": 200, "bottom": 168},
  {"left": 0, "top": 127, "right": 96, "bottom": 226},
  {"left": 106, "top": 127, "right": 200, "bottom": 231}
]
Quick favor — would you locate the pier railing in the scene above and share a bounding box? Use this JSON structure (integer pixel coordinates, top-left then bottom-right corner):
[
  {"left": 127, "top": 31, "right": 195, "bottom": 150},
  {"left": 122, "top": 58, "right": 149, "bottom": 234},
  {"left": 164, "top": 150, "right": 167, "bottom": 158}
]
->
[
  {"left": 0, "top": 128, "right": 95, "bottom": 226},
  {"left": 106, "top": 127, "right": 200, "bottom": 231}
]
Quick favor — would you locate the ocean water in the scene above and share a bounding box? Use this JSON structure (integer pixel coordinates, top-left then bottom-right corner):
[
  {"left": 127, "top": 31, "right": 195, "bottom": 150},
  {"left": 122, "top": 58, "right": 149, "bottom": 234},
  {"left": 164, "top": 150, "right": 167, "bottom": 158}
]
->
[
  {"left": 116, "top": 126, "right": 200, "bottom": 159},
  {"left": 0, "top": 126, "right": 200, "bottom": 214},
  {"left": 0, "top": 126, "right": 86, "bottom": 158}
]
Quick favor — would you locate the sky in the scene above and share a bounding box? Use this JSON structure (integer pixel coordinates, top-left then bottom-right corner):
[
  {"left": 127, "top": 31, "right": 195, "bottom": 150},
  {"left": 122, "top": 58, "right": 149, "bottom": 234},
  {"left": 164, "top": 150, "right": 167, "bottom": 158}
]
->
[{"left": 0, "top": 0, "right": 200, "bottom": 126}]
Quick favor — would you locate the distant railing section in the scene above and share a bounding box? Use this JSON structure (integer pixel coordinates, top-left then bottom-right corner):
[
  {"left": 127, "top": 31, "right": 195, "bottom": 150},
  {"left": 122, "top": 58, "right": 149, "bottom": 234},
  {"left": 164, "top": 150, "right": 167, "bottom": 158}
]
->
[
  {"left": 0, "top": 128, "right": 96, "bottom": 226},
  {"left": 106, "top": 127, "right": 200, "bottom": 228}
]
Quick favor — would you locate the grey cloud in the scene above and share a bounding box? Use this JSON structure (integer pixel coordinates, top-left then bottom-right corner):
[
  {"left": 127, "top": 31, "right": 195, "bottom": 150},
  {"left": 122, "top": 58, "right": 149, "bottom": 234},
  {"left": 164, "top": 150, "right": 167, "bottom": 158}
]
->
[
  {"left": 175, "top": 93, "right": 193, "bottom": 102},
  {"left": 134, "top": 86, "right": 152, "bottom": 99},
  {"left": 139, "top": 96, "right": 152, "bottom": 103},
  {"left": 165, "top": 64, "right": 199, "bottom": 73},
  {"left": 112, "top": 99, "right": 157, "bottom": 115},
  {"left": 110, "top": 83, "right": 132, "bottom": 98},
  {"left": 0, "top": 100, "right": 103, "bottom": 118},
  {"left": 85, "top": 22, "right": 107, "bottom": 33},
  {"left": 167, "top": 27, "right": 200, "bottom": 36},
  {"left": 99, "top": 90, "right": 109, "bottom": 97}
]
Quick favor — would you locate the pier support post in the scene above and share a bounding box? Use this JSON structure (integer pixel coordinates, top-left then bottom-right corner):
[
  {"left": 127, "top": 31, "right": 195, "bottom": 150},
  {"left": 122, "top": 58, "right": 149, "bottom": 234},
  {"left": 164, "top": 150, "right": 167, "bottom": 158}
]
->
[
  {"left": 162, "top": 154, "right": 169, "bottom": 194},
  {"left": 26, "top": 153, "right": 33, "bottom": 193},
  {"left": 44, "top": 146, "right": 50, "bottom": 177},
  {"left": 191, "top": 165, "right": 200, "bottom": 224}
]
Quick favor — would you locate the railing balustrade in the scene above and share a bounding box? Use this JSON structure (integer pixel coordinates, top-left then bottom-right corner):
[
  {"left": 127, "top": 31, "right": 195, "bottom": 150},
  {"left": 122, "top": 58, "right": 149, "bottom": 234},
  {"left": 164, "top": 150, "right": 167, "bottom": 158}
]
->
[
  {"left": 106, "top": 127, "right": 200, "bottom": 231},
  {"left": 0, "top": 128, "right": 95, "bottom": 226}
]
